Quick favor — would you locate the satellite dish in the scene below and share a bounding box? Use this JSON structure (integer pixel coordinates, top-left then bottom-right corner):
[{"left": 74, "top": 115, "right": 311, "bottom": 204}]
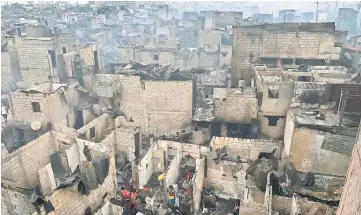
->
[{"left": 31, "top": 121, "right": 42, "bottom": 131}]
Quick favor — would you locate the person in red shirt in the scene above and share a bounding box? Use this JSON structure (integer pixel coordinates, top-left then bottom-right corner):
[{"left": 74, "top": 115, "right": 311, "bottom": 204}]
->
[
  {"left": 185, "top": 169, "right": 191, "bottom": 181},
  {"left": 130, "top": 189, "right": 139, "bottom": 212},
  {"left": 120, "top": 187, "right": 131, "bottom": 199}
]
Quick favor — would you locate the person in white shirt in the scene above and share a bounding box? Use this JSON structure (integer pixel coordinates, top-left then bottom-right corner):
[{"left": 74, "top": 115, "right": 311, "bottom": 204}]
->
[{"left": 2, "top": 105, "right": 8, "bottom": 123}]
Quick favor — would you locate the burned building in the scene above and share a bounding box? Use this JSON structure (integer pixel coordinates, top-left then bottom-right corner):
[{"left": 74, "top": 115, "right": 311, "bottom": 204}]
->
[{"left": 232, "top": 22, "right": 342, "bottom": 87}]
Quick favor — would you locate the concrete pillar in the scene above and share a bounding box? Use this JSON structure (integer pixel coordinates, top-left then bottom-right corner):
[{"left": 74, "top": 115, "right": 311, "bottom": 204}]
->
[{"left": 221, "top": 123, "right": 227, "bottom": 137}]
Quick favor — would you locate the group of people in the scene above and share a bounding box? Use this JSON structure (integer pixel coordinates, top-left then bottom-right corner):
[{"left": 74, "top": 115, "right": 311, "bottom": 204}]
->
[{"left": 120, "top": 187, "right": 139, "bottom": 213}]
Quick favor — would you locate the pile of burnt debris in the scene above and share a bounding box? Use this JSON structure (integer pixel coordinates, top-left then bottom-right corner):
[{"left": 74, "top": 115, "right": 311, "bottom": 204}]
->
[{"left": 247, "top": 149, "right": 342, "bottom": 205}]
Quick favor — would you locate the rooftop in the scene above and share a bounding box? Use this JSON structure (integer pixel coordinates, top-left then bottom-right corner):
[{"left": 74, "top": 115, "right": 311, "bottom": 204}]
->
[{"left": 19, "top": 83, "right": 67, "bottom": 94}]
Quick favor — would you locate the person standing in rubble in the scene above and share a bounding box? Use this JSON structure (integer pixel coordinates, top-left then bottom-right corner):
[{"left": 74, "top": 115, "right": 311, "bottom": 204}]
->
[
  {"left": 158, "top": 173, "right": 165, "bottom": 186},
  {"left": 129, "top": 188, "right": 139, "bottom": 213},
  {"left": 168, "top": 185, "right": 176, "bottom": 208},
  {"left": 120, "top": 187, "right": 131, "bottom": 206}
]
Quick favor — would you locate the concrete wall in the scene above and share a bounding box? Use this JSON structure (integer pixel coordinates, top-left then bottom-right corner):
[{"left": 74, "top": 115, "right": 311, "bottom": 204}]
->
[
  {"left": 289, "top": 128, "right": 351, "bottom": 176},
  {"left": 118, "top": 47, "right": 136, "bottom": 64},
  {"left": 283, "top": 112, "right": 295, "bottom": 158},
  {"left": 138, "top": 144, "right": 157, "bottom": 188},
  {"left": 165, "top": 150, "right": 182, "bottom": 189},
  {"left": 1, "top": 132, "right": 56, "bottom": 187},
  {"left": 232, "top": 23, "right": 340, "bottom": 86},
  {"left": 138, "top": 50, "right": 175, "bottom": 66},
  {"left": 213, "top": 88, "right": 258, "bottom": 123},
  {"left": 337, "top": 123, "right": 361, "bottom": 215},
  {"left": 211, "top": 137, "right": 282, "bottom": 160},
  {"left": 259, "top": 115, "right": 285, "bottom": 140},
  {"left": 1, "top": 186, "right": 37, "bottom": 215},
  {"left": 259, "top": 82, "right": 294, "bottom": 116},
  {"left": 198, "top": 29, "right": 221, "bottom": 47},
  {"left": 192, "top": 157, "right": 205, "bottom": 212}
]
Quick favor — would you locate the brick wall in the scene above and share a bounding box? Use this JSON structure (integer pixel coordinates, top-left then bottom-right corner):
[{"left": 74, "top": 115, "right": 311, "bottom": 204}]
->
[
  {"left": 1, "top": 187, "right": 37, "bottom": 215},
  {"left": 232, "top": 23, "right": 339, "bottom": 86},
  {"left": 210, "top": 136, "right": 282, "bottom": 160},
  {"left": 213, "top": 88, "right": 258, "bottom": 123},
  {"left": 1, "top": 52, "right": 12, "bottom": 93},
  {"left": 46, "top": 91, "right": 69, "bottom": 125},
  {"left": 21, "top": 69, "right": 51, "bottom": 89},
  {"left": 10, "top": 89, "right": 69, "bottom": 125},
  {"left": 10, "top": 91, "right": 48, "bottom": 123},
  {"left": 144, "top": 80, "right": 193, "bottom": 135},
  {"left": 16, "top": 38, "right": 55, "bottom": 70},
  {"left": 336, "top": 123, "right": 361, "bottom": 215},
  {"left": 1, "top": 132, "right": 56, "bottom": 187},
  {"left": 92, "top": 75, "right": 193, "bottom": 135},
  {"left": 114, "top": 127, "right": 137, "bottom": 161},
  {"left": 92, "top": 74, "right": 144, "bottom": 127}
]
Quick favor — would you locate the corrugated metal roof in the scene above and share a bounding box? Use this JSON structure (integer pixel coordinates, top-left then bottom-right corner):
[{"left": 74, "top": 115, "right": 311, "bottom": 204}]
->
[{"left": 321, "top": 133, "right": 356, "bottom": 156}]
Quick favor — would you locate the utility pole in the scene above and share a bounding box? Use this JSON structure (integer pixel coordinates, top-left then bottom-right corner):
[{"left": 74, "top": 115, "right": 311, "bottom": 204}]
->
[{"left": 316, "top": 2, "right": 319, "bottom": 22}]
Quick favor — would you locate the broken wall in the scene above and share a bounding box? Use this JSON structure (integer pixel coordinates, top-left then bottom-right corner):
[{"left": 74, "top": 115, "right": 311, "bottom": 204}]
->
[
  {"left": 92, "top": 75, "right": 193, "bottom": 135},
  {"left": 210, "top": 137, "right": 282, "bottom": 160},
  {"left": 92, "top": 74, "right": 144, "bottom": 128},
  {"left": 138, "top": 144, "right": 157, "bottom": 188},
  {"left": 259, "top": 115, "right": 285, "bottom": 140},
  {"left": 232, "top": 23, "right": 340, "bottom": 86},
  {"left": 205, "top": 159, "right": 247, "bottom": 199},
  {"left": 1, "top": 186, "right": 37, "bottom": 215},
  {"left": 220, "top": 45, "right": 232, "bottom": 67},
  {"left": 1, "top": 132, "right": 56, "bottom": 187},
  {"left": 336, "top": 122, "right": 361, "bottom": 215},
  {"left": 192, "top": 157, "right": 205, "bottom": 212},
  {"left": 289, "top": 127, "right": 351, "bottom": 176},
  {"left": 165, "top": 150, "right": 182, "bottom": 189},
  {"left": 77, "top": 113, "right": 115, "bottom": 141},
  {"left": 259, "top": 82, "right": 295, "bottom": 116},
  {"left": 283, "top": 111, "right": 295, "bottom": 158},
  {"left": 114, "top": 127, "right": 138, "bottom": 161},
  {"left": 292, "top": 82, "right": 330, "bottom": 108},
  {"left": 213, "top": 88, "right": 258, "bottom": 123},
  {"left": 49, "top": 149, "right": 116, "bottom": 215}
]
